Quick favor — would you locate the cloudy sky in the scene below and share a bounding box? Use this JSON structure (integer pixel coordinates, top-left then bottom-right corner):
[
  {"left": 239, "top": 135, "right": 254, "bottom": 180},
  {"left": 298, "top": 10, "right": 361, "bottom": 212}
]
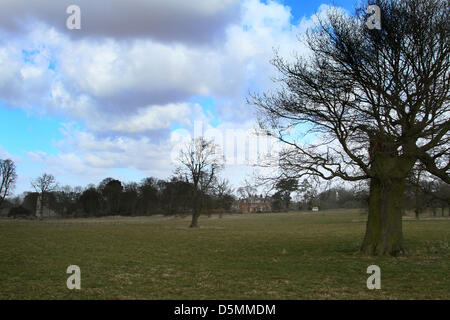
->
[{"left": 0, "top": 0, "right": 356, "bottom": 194}]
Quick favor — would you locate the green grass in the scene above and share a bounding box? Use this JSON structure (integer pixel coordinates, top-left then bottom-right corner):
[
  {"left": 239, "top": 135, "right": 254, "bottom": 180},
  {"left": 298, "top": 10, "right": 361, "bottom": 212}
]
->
[{"left": 0, "top": 209, "right": 449, "bottom": 299}]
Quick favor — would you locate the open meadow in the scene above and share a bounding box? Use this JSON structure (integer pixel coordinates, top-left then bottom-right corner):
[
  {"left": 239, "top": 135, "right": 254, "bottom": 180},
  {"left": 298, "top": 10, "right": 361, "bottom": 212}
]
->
[{"left": 0, "top": 209, "right": 449, "bottom": 300}]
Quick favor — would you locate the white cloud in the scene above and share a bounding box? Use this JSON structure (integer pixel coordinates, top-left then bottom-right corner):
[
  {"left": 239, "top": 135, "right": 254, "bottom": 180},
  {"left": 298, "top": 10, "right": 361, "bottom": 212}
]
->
[
  {"left": 106, "top": 103, "right": 193, "bottom": 134},
  {"left": 0, "top": 1, "right": 345, "bottom": 191},
  {"left": 0, "top": 42, "right": 54, "bottom": 109},
  {"left": 26, "top": 127, "right": 177, "bottom": 182},
  {"left": 56, "top": 39, "right": 240, "bottom": 107},
  {"left": 0, "top": 0, "right": 329, "bottom": 131}
]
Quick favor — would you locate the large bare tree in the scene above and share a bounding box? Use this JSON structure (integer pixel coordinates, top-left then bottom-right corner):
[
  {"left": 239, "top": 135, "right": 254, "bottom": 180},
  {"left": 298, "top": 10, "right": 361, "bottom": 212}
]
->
[
  {"left": 31, "top": 173, "right": 58, "bottom": 219},
  {"left": 251, "top": 0, "right": 449, "bottom": 255},
  {"left": 0, "top": 159, "right": 17, "bottom": 209},
  {"left": 176, "top": 137, "right": 224, "bottom": 228}
]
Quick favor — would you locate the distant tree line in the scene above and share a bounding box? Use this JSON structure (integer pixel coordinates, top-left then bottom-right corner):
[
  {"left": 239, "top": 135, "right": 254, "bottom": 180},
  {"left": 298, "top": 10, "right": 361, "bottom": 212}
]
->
[
  {"left": 300, "top": 177, "right": 449, "bottom": 216},
  {"left": 3, "top": 175, "right": 236, "bottom": 219},
  {"left": 1, "top": 152, "right": 448, "bottom": 221}
]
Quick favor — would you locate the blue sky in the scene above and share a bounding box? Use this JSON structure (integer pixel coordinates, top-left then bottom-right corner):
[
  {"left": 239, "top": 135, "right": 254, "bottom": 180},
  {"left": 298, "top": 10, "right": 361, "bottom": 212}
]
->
[
  {"left": 0, "top": 0, "right": 358, "bottom": 195},
  {"left": 283, "top": 0, "right": 357, "bottom": 18}
]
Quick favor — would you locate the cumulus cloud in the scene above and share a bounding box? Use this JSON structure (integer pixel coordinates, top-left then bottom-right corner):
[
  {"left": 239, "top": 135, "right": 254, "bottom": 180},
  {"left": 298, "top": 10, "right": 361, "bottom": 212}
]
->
[
  {"left": 28, "top": 125, "right": 179, "bottom": 180},
  {"left": 0, "top": 0, "right": 240, "bottom": 44},
  {"left": 0, "top": 42, "right": 54, "bottom": 109},
  {"left": 0, "top": 0, "right": 329, "bottom": 132},
  {"left": 103, "top": 103, "right": 192, "bottom": 134},
  {"left": 0, "top": 0, "right": 345, "bottom": 191},
  {"left": 55, "top": 38, "right": 243, "bottom": 109}
]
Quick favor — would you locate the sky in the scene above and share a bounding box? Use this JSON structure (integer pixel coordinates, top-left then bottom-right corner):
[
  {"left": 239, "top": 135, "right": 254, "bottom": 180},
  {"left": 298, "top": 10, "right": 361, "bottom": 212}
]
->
[{"left": 0, "top": 0, "right": 358, "bottom": 195}]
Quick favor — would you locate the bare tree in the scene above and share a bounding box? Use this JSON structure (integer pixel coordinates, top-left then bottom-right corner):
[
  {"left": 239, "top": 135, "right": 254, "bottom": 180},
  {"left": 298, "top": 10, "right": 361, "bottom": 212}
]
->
[
  {"left": 31, "top": 173, "right": 58, "bottom": 219},
  {"left": 406, "top": 167, "right": 450, "bottom": 217},
  {"left": 0, "top": 159, "right": 17, "bottom": 209},
  {"left": 236, "top": 179, "right": 257, "bottom": 199},
  {"left": 214, "top": 178, "right": 234, "bottom": 216},
  {"left": 251, "top": 0, "right": 449, "bottom": 255},
  {"left": 215, "top": 178, "right": 233, "bottom": 200},
  {"left": 176, "top": 137, "right": 224, "bottom": 228},
  {"left": 405, "top": 164, "right": 427, "bottom": 220}
]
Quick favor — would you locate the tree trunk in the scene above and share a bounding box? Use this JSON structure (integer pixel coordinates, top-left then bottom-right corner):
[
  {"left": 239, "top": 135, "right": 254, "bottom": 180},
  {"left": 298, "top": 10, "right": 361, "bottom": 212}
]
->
[
  {"left": 360, "top": 177, "right": 407, "bottom": 256},
  {"left": 190, "top": 211, "right": 200, "bottom": 228},
  {"left": 38, "top": 193, "right": 44, "bottom": 220},
  {"left": 190, "top": 192, "right": 200, "bottom": 228}
]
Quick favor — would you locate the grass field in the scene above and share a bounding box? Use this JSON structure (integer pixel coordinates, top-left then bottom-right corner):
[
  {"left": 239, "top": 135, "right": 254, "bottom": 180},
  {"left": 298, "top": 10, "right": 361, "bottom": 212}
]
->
[{"left": 0, "top": 209, "right": 449, "bottom": 300}]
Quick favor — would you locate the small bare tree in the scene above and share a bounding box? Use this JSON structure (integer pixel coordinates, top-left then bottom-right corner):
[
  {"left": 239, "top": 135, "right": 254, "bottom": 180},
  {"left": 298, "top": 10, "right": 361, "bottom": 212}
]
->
[
  {"left": 215, "top": 178, "right": 233, "bottom": 199},
  {"left": 31, "top": 173, "right": 57, "bottom": 219},
  {"left": 176, "top": 137, "right": 224, "bottom": 228},
  {"left": 236, "top": 179, "right": 257, "bottom": 199},
  {"left": 0, "top": 159, "right": 17, "bottom": 209},
  {"left": 214, "top": 178, "right": 234, "bottom": 216}
]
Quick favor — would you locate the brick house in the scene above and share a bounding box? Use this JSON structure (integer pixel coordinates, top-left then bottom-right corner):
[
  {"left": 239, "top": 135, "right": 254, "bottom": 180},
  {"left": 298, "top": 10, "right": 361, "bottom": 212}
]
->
[{"left": 238, "top": 194, "right": 272, "bottom": 213}]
